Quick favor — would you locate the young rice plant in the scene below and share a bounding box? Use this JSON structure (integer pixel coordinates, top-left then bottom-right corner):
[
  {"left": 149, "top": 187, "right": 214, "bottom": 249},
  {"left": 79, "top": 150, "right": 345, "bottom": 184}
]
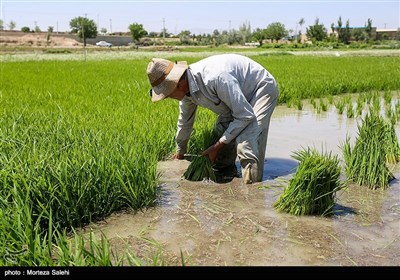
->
[
  {"left": 273, "top": 147, "right": 343, "bottom": 216},
  {"left": 342, "top": 111, "right": 397, "bottom": 190}
]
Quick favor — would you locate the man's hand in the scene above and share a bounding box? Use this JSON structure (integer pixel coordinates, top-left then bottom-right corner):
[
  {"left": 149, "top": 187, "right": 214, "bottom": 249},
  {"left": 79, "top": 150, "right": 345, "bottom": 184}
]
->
[
  {"left": 202, "top": 141, "right": 225, "bottom": 163},
  {"left": 173, "top": 153, "right": 185, "bottom": 160}
]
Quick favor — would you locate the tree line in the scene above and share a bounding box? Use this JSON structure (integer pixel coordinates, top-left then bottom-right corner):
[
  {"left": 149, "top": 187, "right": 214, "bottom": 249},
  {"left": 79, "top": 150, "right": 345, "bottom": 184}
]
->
[{"left": 0, "top": 16, "right": 393, "bottom": 47}]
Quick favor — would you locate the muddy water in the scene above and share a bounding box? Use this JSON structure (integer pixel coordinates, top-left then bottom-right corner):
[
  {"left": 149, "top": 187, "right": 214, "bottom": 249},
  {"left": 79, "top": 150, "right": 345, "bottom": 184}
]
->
[{"left": 89, "top": 102, "right": 400, "bottom": 266}]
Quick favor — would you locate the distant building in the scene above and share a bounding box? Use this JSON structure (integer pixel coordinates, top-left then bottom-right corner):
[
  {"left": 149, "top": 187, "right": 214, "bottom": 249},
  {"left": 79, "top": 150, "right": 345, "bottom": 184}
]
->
[
  {"left": 331, "top": 26, "right": 399, "bottom": 41},
  {"left": 375, "top": 28, "right": 399, "bottom": 40}
]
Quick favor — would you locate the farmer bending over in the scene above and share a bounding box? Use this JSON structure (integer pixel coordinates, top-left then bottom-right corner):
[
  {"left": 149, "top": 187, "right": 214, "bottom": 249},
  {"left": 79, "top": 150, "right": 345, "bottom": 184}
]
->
[{"left": 146, "top": 54, "right": 279, "bottom": 184}]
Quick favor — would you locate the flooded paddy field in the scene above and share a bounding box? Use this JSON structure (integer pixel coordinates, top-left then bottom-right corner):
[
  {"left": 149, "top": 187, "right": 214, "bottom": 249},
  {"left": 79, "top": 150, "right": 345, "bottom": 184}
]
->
[{"left": 88, "top": 100, "right": 400, "bottom": 266}]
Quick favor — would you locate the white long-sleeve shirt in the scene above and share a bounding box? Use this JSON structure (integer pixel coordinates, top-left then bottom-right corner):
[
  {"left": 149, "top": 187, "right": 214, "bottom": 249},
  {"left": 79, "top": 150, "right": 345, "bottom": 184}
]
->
[{"left": 175, "top": 54, "right": 277, "bottom": 154}]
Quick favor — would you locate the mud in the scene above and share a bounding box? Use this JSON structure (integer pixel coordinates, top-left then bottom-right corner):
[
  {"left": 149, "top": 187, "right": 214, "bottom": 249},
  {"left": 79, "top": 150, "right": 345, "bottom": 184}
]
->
[{"left": 87, "top": 100, "right": 400, "bottom": 266}]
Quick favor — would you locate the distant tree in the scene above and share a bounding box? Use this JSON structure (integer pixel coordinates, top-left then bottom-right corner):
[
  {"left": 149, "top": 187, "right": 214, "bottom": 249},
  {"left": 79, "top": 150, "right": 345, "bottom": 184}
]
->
[
  {"left": 227, "top": 29, "right": 241, "bottom": 45},
  {"left": 252, "top": 28, "right": 266, "bottom": 46},
  {"left": 21, "top": 26, "right": 30, "bottom": 33},
  {"left": 69, "top": 16, "right": 98, "bottom": 46},
  {"left": 365, "top": 18, "right": 373, "bottom": 40},
  {"left": 46, "top": 26, "right": 53, "bottom": 45},
  {"left": 343, "top": 20, "right": 351, "bottom": 44},
  {"left": 298, "top": 18, "right": 305, "bottom": 42},
  {"left": 179, "top": 30, "right": 191, "bottom": 44},
  {"left": 212, "top": 29, "right": 224, "bottom": 46},
  {"left": 328, "top": 23, "right": 337, "bottom": 41},
  {"left": 33, "top": 21, "right": 40, "bottom": 32},
  {"left": 352, "top": 29, "right": 367, "bottom": 41},
  {"left": 148, "top": 32, "right": 158, "bottom": 37},
  {"left": 334, "top": 16, "right": 351, "bottom": 44},
  {"left": 287, "top": 29, "right": 294, "bottom": 41},
  {"left": 100, "top": 27, "right": 107, "bottom": 34},
  {"left": 335, "top": 16, "right": 344, "bottom": 42},
  {"left": 203, "top": 33, "right": 213, "bottom": 45},
  {"left": 265, "top": 22, "right": 288, "bottom": 43},
  {"left": 128, "top": 22, "right": 147, "bottom": 43},
  {"left": 298, "top": 18, "right": 305, "bottom": 33},
  {"left": 212, "top": 29, "right": 220, "bottom": 37},
  {"left": 306, "top": 18, "right": 327, "bottom": 42},
  {"left": 0, "top": 19, "right": 4, "bottom": 30},
  {"left": 330, "top": 23, "right": 335, "bottom": 34},
  {"left": 8, "top": 20, "right": 16, "bottom": 31},
  {"left": 238, "top": 21, "right": 252, "bottom": 44}
]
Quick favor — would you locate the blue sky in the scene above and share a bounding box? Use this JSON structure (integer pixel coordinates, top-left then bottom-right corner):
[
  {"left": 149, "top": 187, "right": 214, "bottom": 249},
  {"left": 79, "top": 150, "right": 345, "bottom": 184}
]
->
[{"left": 1, "top": 0, "right": 399, "bottom": 34}]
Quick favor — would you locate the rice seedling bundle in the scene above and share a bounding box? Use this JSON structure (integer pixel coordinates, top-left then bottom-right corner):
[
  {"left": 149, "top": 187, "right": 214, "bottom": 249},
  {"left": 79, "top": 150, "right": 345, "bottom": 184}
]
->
[
  {"left": 384, "top": 121, "right": 400, "bottom": 164},
  {"left": 273, "top": 147, "right": 343, "bottom": 216},
  {"left": 183, "top": 127, "right": 222, "bottom": 182},
  {"left": 183, "top": 155, "right": 216, "bottom": 181},
  {"left": 342, "top": 111, "right": 396, "bottom": 189}
]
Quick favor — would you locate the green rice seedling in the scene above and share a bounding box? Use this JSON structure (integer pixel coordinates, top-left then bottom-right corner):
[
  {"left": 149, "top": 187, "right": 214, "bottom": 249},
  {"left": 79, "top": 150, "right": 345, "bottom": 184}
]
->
[
  {"left": 342, "top": 112, "right": 395, "bottom": 190},
  {"left": 2, "top": 55, "right": 400, "bottom": 265},
  {"left": 335, "top": 98, "right": 346, "bottom": 115},
  {"left": 389, "top": 112, "right": 397, "bottom": 125},
  {"left": 288, "top": 95, "right": 303, "bottom": 110},
  {"left": 295, "top": 98, "right": 303, "bottom": 110},
  {"left": 187, "top": 109, "right": 219, "bottom": 154},
  {"left": 364, "top": 91, "right": 373, "bottom": 104},
  {"left": 285, "top": 96, "right": 295, "bottom": 108},
  {"left": 347, "top": 102, "right": 354, "bottom": 118},
  {"left": 183, "top": 155, "right": 216, "bottom": 181},
  {"left": 327, "top": 95, "right": 334, "bottom": 105},
  {"left": 384, "top": 120, "right": 400, "bottom": 164},
  {"left": 310, "top": 98, "right": 317, "bottom": 109},
  {"left": 320, "top": 98, "right": 327, "bottom": 111},
  {"left": 356, "top": 96, "right": 365, "bottom": 117},
  {"left": 383, "top": 90, "right": 392, "bottom": 106},
  {"left": 386, "top": 103, "right": 394, "bottom": 121},
  {"left": 273, "top": 147, "right": 343, "bottom": 216},
  {"left": 396, "top": 101, "right": 400, "bottom": 119},
  {"left": 371, "top": 94, "right": 381, "bottom": 112},
  {"left": 344, "top": 94, "right": 352, "bottom": 105}
]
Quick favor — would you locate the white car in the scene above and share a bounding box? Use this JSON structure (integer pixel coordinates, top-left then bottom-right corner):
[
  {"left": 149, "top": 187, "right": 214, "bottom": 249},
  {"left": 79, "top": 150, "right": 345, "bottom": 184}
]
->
[{"left": 96, "top": 41, "right": 112, "bottom": 47}]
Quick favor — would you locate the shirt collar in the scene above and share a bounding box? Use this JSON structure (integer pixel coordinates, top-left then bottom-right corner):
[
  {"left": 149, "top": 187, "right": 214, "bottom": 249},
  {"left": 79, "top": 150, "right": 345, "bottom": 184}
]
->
[{"left": 187, "top": 67, "right": 199, "bottom": 94}]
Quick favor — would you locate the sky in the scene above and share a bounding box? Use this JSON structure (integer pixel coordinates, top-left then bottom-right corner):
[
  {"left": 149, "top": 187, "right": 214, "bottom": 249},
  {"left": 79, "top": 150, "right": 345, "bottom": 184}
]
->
[{"left": 1, "top": 0, "right": 399, "bottom": 35}]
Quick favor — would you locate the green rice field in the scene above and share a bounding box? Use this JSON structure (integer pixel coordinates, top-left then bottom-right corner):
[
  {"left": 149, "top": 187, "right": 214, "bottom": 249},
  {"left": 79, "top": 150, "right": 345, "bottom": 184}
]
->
[{"left": 1, "top": 53, "right": 400, "bottom": 265}]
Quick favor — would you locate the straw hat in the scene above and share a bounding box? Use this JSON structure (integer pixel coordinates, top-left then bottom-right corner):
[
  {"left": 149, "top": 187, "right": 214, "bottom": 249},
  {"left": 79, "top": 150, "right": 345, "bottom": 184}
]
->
[{"left": 146, "top": 58, "right": 188, "bottom": 102}]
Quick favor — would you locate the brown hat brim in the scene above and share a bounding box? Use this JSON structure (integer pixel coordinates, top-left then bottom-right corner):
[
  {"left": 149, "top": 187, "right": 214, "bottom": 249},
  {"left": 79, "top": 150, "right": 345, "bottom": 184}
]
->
[{"left": 150, "top": 61, "right": 188, "bottom": 102}]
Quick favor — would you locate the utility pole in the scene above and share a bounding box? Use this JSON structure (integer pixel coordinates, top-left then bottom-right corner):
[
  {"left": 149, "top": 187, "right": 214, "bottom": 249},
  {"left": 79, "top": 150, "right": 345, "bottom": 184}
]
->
[
  {"left": 109, "top": 18, "right": 112, "bottom": 34},
  {"left": 82, "top": 14, "right": 86, "bottom": 45},
  {"left": 162, "top": 18, "right": 166, "bottom": 39},
  {"left": 82, "top": 14, "right": 86, "bottom": 61}
]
